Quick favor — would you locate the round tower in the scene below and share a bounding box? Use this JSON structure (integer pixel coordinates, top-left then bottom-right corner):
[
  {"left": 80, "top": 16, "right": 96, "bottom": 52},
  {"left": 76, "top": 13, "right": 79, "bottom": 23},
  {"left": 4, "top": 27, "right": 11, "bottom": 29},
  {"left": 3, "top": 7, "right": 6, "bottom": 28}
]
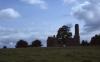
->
[{"left": 74, "top": 24, "right": 80, "bottom": 45}]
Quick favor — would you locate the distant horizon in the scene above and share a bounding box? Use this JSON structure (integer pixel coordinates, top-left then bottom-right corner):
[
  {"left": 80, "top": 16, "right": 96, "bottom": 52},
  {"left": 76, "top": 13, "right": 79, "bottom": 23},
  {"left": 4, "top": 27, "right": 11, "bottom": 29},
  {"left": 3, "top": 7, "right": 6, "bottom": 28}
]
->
[{"left": 0, "top": 0, "right": 100, "bottom": 48}]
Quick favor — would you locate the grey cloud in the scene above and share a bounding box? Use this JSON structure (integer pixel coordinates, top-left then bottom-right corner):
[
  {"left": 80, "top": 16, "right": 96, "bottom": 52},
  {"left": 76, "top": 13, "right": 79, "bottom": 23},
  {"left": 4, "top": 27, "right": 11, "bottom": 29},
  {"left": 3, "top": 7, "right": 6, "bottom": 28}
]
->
[{"left": 72, "top": 0, "right": 100, "bottom": 33}]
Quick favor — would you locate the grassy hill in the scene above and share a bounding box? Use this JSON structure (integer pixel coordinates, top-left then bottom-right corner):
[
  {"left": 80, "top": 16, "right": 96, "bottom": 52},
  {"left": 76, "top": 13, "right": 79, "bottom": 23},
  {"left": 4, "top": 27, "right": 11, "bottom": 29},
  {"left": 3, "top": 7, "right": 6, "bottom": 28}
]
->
[{"left": 0, "top": 47, "right": 100, "bottom": 62}]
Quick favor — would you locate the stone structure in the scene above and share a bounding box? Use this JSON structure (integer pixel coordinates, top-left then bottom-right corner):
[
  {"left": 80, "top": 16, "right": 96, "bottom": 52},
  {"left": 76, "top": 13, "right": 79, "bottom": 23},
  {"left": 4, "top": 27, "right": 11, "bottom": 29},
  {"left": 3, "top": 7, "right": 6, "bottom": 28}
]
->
[
  {"left": 73, "top": 24, "right": 80, "bottom": 45},
  {"left": 90, "top": 34, "right": 100, "bottom": 46},
  {"left": 47, "top": 36, "right": 58, "bottom": 47},
  {"left": 47, "top": 24, "right": 80, "bottom": 47}
]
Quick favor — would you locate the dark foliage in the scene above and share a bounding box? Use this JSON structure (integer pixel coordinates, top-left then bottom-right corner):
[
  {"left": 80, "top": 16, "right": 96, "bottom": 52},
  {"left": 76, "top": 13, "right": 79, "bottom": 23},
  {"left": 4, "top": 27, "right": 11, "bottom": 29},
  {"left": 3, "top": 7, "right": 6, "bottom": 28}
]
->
[
  {"left": 81, "top": 40, "right": 89, "bottom": 46},
  {"left": 3, "top": 46, "right": 7, "bottom": 49},
  {"left": 15, "top": 40, "right": 28, "bottom": 48},
  {"left": 56, "top": 25, "right": 72, "bottom": 44},
  {"left": 31, "top": 40, "right": 42, "bottom": 47},
  {"left": 90, "top": 34, "right": 100, "bottom": 46}
]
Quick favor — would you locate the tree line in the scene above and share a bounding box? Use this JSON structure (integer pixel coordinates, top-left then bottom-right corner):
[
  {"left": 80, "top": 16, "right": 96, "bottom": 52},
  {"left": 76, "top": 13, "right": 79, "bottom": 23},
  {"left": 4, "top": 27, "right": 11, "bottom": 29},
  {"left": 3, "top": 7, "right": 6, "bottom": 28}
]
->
[
  {"left": 2, "top": 25, "right": 100, "bottom": 48},
  {"left": 3, "top": 39, "right": 42, "bottom": 48},
  {"left": 15, "top": 39, "right": 42, "bottom": 48}
]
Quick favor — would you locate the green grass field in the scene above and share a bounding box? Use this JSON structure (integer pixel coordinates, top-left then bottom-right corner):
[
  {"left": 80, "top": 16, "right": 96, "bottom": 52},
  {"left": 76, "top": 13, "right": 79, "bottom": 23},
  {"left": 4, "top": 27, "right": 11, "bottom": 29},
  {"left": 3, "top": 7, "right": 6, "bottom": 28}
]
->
[{"left": 0, "top": 47, "right": 100, "bottom": 62}]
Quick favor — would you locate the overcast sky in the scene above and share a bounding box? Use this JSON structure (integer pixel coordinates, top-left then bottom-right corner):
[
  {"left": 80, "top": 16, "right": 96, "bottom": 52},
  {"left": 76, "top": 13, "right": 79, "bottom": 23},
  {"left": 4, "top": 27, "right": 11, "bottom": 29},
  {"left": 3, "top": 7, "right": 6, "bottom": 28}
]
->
[{"left": 0, "top": 0, "right": 100, "bottom": 48}]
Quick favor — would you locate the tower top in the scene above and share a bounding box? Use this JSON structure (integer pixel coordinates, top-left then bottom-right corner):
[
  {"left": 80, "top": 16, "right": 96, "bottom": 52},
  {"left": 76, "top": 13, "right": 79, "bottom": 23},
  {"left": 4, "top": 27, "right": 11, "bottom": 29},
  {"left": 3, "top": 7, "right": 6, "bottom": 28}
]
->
[
  {"left": 75, "top": 24, "right": 79, "bottom": 36},
  {"left": 75, "top": 24, "right": 79, "bottom": 28}
]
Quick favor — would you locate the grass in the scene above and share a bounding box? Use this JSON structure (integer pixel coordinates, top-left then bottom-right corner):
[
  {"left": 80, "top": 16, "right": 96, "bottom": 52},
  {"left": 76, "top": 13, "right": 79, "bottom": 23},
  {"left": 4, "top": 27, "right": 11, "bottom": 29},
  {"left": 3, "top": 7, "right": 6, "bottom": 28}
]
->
[{"left": 0, "top": 47, "right": 100, "bottom": 62}]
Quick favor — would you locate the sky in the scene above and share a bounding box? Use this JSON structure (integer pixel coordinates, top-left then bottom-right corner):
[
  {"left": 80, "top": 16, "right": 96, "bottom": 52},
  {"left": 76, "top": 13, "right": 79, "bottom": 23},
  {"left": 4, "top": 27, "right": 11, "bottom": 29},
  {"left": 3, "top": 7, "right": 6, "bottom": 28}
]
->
[{"left": 0, "top": 0, "right": 100, "bottom": 48}]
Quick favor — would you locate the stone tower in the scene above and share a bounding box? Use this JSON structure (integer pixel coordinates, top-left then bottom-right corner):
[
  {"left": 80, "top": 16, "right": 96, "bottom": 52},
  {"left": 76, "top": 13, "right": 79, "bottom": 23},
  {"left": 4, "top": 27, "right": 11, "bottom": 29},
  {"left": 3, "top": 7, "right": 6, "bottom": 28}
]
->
[{"left": 74, "top": 24, "right": 80, "bottom": 45}]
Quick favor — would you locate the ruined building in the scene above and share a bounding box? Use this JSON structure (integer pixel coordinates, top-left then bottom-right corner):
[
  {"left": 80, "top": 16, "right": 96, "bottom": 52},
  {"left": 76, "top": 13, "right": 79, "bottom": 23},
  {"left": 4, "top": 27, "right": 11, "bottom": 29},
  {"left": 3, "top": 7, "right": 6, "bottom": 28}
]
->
[
  {"left": 47, "top": 36, "right": 58, "bottom": 47},
  {"left": 47, "top": 24, "right": 80, "bottom": 47},
  {"left": 90, "top": 34, "right": 100, "bottom": 46}
]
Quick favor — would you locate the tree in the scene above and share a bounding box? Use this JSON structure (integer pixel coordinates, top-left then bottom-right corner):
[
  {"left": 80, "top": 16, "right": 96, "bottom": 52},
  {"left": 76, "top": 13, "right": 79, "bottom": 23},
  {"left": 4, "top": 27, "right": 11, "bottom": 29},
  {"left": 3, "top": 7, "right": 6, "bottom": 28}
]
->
[
  {"left": 15, "top": 40, "right": 28, "bottom": 48},
  {"left": 90, "top": 34, "right": 100, "bottom": 46},
  {"left": 56, "top": 25, "right": 72, "bottom": 44},
  {"left": 31, "top": 40, "right": 42, "bottom": 47},
  {"left": 81, "top": 40, "right": 89, "bottom": 46},
  {"left": 3, "top": 46, "right": 7, "bottom": 49}
]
